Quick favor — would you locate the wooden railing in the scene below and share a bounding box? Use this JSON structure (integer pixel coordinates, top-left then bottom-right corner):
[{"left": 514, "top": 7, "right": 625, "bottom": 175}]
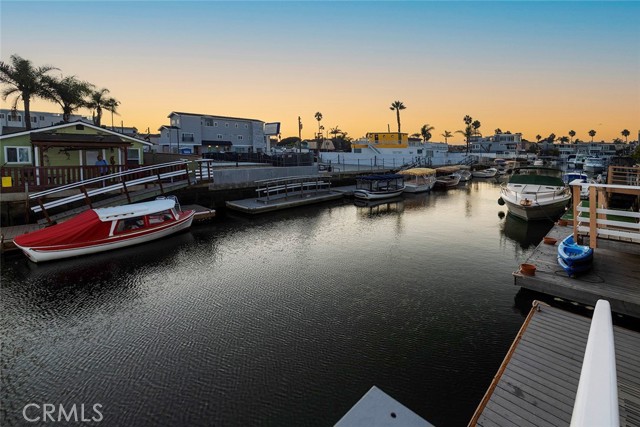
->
[
  {"left": 607, "top": 165, "right": 640, "bottom": 187},
  {"left": 571, "top": 172, "right": 640, "bottom": 248},
  {"left": 1, "top": 165, "right": 130, "bottom": 192}
]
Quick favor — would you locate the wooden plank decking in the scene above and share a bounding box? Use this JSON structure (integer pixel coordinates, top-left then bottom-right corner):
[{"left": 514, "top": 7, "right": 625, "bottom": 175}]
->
[
  {"left": 470, "top": 302, "right": 640, "bottom": 427},
  {"left": 514, "top": 224, "right": 640, "bottom": 318}
]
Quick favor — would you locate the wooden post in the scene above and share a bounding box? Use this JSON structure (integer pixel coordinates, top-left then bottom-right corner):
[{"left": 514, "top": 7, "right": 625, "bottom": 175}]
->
[
  {"left": 589, "top": 185, "right": 597, "bottom": 248},
  {"left": 80, "top": 186, "right": 93, "bottom": 208},
  {"left": 122, "top": 181, "right": 132, "bottom": 203},
  {"left": 572, "top": 184, "right": 581, "bottom": 244},
  {"left": 37, "top": 198, "right": 53, "bottom": 225},
  {"left": 156, "top": 173, "right": 164, "bottom": 194}
]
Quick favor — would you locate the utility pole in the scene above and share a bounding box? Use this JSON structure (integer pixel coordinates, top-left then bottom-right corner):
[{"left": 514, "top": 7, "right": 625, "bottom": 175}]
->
[{"left": 298, "top": 116, "right": 303, "bottom": 154}]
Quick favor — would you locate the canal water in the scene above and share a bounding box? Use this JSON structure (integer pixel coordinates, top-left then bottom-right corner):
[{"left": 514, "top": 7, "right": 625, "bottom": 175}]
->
[{"left": 2, "top": 179, "right": 560, "bottom": 426}]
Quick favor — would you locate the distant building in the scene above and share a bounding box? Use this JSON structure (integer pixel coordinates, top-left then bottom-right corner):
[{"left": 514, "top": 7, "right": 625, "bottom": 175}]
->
[
  {"left": 158, "top": 111, "right": 272, "bottom": 155},
  {"left": 470, "top": 132, "right": 524, "bottom": 155},
  {"left": 0, "top": 109, "right": 92, "bottom": 134}
]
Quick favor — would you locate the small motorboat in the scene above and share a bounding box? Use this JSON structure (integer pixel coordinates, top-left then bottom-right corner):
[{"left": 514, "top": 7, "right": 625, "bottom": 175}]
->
[
  {"left": 13, "top": 197, "right": 195, "bottom": 263},
  {"left": 434, "top": 166, "right": 461, "bottom": 189},
  {"left": 563, "top": 172, "right": 589, "bottom": 199},
  {"left": 354, "top": 174, "right": 405, "bottom": 200},
  {"left": 557, "top": 234, "right": 594, "bottom": 276},
  {"left": 397, "top": 168, "right": 437, "bottom": 193},
  {"left": 458, "top": 167, "right": 472, "bottom": 182},
  {"left": 472, "top": 167, "right": 498, "bottom": 178}
]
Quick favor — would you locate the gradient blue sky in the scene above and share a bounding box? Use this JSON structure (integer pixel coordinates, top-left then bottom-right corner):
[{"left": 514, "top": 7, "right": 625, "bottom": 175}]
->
[{"left": 1, "top": 1, "right": 639, "bottom": 142}]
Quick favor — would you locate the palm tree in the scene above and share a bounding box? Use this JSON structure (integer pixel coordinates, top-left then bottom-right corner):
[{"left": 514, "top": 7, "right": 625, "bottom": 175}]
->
[
  {"left": 569, "top": 130, "right": 576, "bottom": 143},
  {"left": 441, "top": 130, "right": 453, "bottom": 143},
  {"left": 494, "top": 128, "right": 502, "bottom": 135},
  {"left": 41, "top": 75, "right": 94, "bottom": 122},
  {"left": 464, "top": 115, "right": 472, "bottom": 126},
  {"left": 0, "top": 54, "right": 58, "bottom": 130},
  {"left": 621, "top": 129, "right": 630, "bottom": 143},
  {"left": 420, "top": 124, "right": 435, "bottom": 142},
  {"left": 86, "top": 88, "right": 118, "bottom": 127},
  {"left": 536, "top": 135, "right": 542, "bottom": 143},
  {"left": 389, "top": 101, "right": 406, "bottom": 133},
  {"left": 588, "top": 129, "right": 596, "bottom": 142},
  {"left": 472, "top": 120, "right": 481, "bottom": 136},
  {"left": 559, "top": 136, "right": 569, "bottom": 144},
  {"left": 104, "top": 98, "right": 120, "bottom": 129},
  {"left": 329, "top": 126, "right": 342, "bottom": 140}
]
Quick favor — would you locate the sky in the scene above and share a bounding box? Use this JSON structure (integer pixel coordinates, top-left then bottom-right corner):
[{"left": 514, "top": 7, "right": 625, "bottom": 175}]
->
[{"left": 1, "top": 1, "right": 639, "bottom": 144}]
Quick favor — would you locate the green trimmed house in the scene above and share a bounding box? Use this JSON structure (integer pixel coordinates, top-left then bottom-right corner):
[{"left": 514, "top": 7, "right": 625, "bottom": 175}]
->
[{"left": 1, "top": 121, "right": 152, "bottom": 192}]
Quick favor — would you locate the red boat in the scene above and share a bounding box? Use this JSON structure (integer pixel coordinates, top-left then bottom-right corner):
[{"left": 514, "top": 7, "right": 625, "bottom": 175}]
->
[{"left": 14, "top": 198, "right": 195, "bottom": 263}]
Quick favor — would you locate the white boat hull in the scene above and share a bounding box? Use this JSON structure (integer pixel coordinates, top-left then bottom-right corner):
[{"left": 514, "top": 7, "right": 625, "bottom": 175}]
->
[
  {"left": 15, "top": 212, "right": 195, "bottom": 263},
  {"left": 403, "top": 181, "right": 436, "bottom": 193},
  {"left": 354, "top": 188, "right": 405, "bottom": 200}
]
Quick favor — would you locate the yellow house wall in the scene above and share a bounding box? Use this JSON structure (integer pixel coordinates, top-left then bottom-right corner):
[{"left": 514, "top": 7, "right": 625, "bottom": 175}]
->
[{"left": 352, "top": 132, "right": 409, "bottom": 149}]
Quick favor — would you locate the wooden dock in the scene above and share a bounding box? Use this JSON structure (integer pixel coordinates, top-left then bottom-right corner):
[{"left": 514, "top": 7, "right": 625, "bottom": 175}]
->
[
  {"left": 513, "top": 224, "right": 640, "bottom": 318},
  {"left": 470, "top": 302, "right": 640, "bottom": 426},
  {"left": 226, "top": 191, "right": 344, "bottom": 214}
]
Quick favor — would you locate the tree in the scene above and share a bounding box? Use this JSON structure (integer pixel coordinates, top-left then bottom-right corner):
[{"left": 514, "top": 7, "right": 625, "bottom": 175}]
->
[
  {"left": 389, "top": 101, "right": 406, "bottom": 133},
  {"left": 278, "top": 136, "right": 300, "bottom": 147},
  {"left": 456, "top": 115, "right": 475, "bottom": 154},
  {"left": 494, "top": 128, "right": 502, "bottom": 135},
  {"left": 559, "top": 136, "right": 569, "bottom": 144},
  {"left": 621, "top": 129, "right": 630, "bottom": 143},
  {"left": 314, "top": 111, "right": 323, "bottom": 140},
  {"left": 547, "top": 133, "right": 556, "bottom": 143},
  {"left": 472, "top": 120, "right": 481, "bottom": 136},
  {"left": 329, "top": 126, "right": 342, "bottom": 140},
  {"left": 42, "top": 75, "right": 94, "bottom": 122},
  {"left": 588, "top": 129, "right": 596, "bottom": 142},
  {"left": 0, "top": 54, "right": 58, "bottom": 130},
  {"left": 536, "top": 135, "right": 542, "bottom": 143},
  {"left": 86, "top": 88, "right": 118, "bottom": 126},
  {"left": 569, "top": 130, "right": 576, "bottom": 143},
  {"left": 420, "top": 124, "right": 435, "bottom": 142},
  {"left": 104, "top": 98, "right": 120, "bottom": 129},
  {"left": 441, "top": 130, "right": 452, "bottom": 143}
]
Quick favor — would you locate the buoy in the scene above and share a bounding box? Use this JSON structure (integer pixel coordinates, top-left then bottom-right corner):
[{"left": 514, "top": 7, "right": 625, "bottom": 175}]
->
[{"left": 497, "top": 197, "right": 505, "bottom": 206}]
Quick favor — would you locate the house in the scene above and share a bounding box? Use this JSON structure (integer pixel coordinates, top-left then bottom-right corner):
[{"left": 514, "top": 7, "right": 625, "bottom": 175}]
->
[
  {"left": 0, "top": 108, "right": 93, "bottom": 134},
  {"left": 0, "top": 121, "right": 153, "bottom": 191},
  {"left": 158, "top": 111, "right": 272, "bottom": 155}
]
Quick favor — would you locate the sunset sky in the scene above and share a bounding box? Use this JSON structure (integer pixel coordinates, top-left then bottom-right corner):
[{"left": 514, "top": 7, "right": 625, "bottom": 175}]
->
[{"left": 1, "top": 1, "right": 639, "bottom": 144}]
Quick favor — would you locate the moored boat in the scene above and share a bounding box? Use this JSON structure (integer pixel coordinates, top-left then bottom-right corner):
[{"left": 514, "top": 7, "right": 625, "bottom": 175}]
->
[
  {"left": 434, "top": 166, "right": 461, "bottom": 189},
  {"left": 583, "top": 156, "right": 605, "bottom": 173},
  {"left": 354, "top": 174, "right": 405, "bottom": 200},
  {"left": 499, "top": 167, "right": 571, "bottom": 221},
  {"left": 563, "top": 171, "right": 590, "bottom": 199},
  {"left": 13, "top": 197, "right": 195, "bottom": 263},
  {"left": 458, "top": 166, "right": 472, "bottom": 182},
  {"left": 557, "top": 234, "right": 594, "bottom": 276},
  {"left": 397, "top": 168, "right": 437, "bottom": 193},
  {"left": 472, "top": 167, "right": 498, "bottom": 178}
]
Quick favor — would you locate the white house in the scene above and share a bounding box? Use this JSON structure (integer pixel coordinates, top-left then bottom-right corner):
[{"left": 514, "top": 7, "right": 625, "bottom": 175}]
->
[
  {"left": 158, "top": 111, "right": 272, "bottom": 155},
  {"left": 0, "top": 109, "right": 92, "bottom": 134}
]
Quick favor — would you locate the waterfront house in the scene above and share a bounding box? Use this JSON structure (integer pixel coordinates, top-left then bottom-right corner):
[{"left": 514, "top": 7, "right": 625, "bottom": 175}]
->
[
  {"left": 0, "top": 121, "right": 152, "bottom": 192},
  {"left": 158, "top": 112, "right": 273, "bottom": 155},
  {"left": 0, "top": 108, "right": 92, "bottom": 135},
  {"left": 469, "top": 132, "right": 524, "bottom": 157}
]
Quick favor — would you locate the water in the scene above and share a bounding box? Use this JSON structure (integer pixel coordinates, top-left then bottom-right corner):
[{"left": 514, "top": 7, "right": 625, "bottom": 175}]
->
[{"left": 2, "top": 180, "right": 555, "bottom": 426}]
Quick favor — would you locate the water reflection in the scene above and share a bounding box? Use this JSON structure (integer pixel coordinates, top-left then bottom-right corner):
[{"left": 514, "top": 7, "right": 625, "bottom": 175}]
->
[{"left": 500, "top": 213, "right": 554, "bottom": 250}]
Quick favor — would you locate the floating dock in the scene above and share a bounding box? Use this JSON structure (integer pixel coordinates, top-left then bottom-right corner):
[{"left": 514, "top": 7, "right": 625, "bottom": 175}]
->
[
  {"left": 226, "top": 191, "right": 344, "bottom": 214},
  {"left": 469, "top": 302, "right": 640, "bottom": 426},
  {"left": 513, "top": 224, "right": 640, "bottom": 318}
]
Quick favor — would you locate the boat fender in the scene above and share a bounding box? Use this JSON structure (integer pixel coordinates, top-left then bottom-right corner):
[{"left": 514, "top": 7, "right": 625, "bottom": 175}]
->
[{"left": 497, "top": 197, "right": 505, "bottom": 206}]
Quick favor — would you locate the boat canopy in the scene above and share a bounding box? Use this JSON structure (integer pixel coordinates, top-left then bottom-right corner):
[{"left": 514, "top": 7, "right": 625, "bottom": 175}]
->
[
  {"left": 398, "top": 168, "right": 436, "bottom": 176},
  {"left": 14, "top": 210, "right": 112, "bottom": 248},
  {"left": 509, "top": 174, "right": 565, "bottom": 186},
  {"left": 435, "top": 166, "right": 460, "bottom": 174},
  {"left": 356, "top": 174, "right": 404, "bottom": 181},
  {"left": 95, "top": 199, "right": 175, "bottom": 222}
]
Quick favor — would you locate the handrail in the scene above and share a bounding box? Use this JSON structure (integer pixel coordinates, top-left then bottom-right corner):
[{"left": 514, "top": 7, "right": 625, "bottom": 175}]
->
[
  {"left": 29, "top": 160, "right": 191, "bottom": 199},
  {"left": 570, "top": 299, "right": 619, "bottom": 427}
]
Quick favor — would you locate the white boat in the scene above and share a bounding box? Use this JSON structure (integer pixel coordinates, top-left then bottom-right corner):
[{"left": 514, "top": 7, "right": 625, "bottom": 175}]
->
[
  {"left": 354, "top": 174, "right": 405, "bottom": 200},
  {"left": 397, "top": 168, "right": 437, "bottom": 193},
  {"left": 499, "top": 167, "right": 571, "bottom": 221},
  {"left": 583, "top": 157, "right": 606, "bottom": 173},
  {"left": 458, "top": 166, "right": 472, "bottom": 182},
  {"left": 472, "top": 167, "right": 498, "bottom": 178},
  {"left": 563, "top": 172, "right": 590, "bottom": 199},
  {"left": 533, "top": 159, "right": 545, "bottom": 166},
  {"left": 13, "top": 197, "right": 195, "bottom": 263}
]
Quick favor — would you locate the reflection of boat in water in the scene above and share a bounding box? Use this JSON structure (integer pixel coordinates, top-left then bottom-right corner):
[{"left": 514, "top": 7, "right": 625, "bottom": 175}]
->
[
  {"left": 14, "top": 197, "right": 195, "bottom": 263},
  {"left": 499, "top": 167, "right": 571, "bottom": 221},
  {"left": 397, "top": 168, "right": 436, "bottom": 193},
  {"left": 354, "top": 196, "right": 404, "bottom": 215},
  {"left": 501, "top": 213, "right": 554, "bottom": 249},
  {"left": 354, "top": 174, "right": 405, "bottom": 200}
]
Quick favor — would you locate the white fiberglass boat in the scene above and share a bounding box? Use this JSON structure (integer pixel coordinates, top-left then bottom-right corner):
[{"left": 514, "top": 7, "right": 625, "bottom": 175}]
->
[{"left": 397, "top": 168, "right": 437, "bottom": 193}]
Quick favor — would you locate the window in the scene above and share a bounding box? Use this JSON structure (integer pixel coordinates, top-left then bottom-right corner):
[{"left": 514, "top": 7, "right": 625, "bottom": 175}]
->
[
  {"left": 31, "top": 117, "right": 37, "bottom": 123},
  {"left": 204, "top": 118, "right": 213, "bottom": 126},
  {"left": 76, "top": 124, "right": 84, "bottom": 130},
  {"left": 5, "top": 146, "right": 31, "bottom": 164},
  {"left": 127, "top": 148, "right": 140, "bottom": 164},
  {"left": 115, "top": 217, "right": 145, "bottom": 234},
  {"left": 0, "top": 114, "right": 4, "bottom": 119},
  {"left": 9, "top": 114, "right": 21, "bottom": 122},
  {"left": 244, "top": 124, "right": 248, "bottom": 129},
  {"left": 237, "top": 135, "right": 243, "bottom": 140},
  {"left": 235, "top": 123, "right": 239, "bottom": 128},
  {"left": 40, "top": 116, "right": 45, "bottom": 121},
  {"left": 181, "top": 133, "right": 194, "bottom": 142},
  {"left": 170, "top": 117, "right": 180, "bottom": 127},
  {"left": 225, "top": 123, "right": 229, "bottom": 127},
  {"left": 214, "top": 122, "right": 218, "bottom": 127},
  {"left": 217, "top": 134, "right": 223, "bottom": 139},
  {"left": 148, "top": 209, "right": 174, "bottom": 225}
]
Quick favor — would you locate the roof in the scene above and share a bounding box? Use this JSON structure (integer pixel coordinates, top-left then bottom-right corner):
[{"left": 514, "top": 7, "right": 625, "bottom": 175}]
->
[
  {"left": 31, "top": 133, "right": 133, "bottom": 147},
  {"left": 398, "top": 168, "right": 436, "bottom": 176},
  {"left": 94, "top": 199, "right": 175, "bottom": 221},
  {"left": 168, "top": 111, "right": 265, "bottom": 123},
  {"left": 0, "top": 120, "right": 153, "bottom": 146}
]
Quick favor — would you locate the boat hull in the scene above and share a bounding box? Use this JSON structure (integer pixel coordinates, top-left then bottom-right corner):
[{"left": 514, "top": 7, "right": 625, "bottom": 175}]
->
[
  {"left": 472, "top": 168, "right": 498, "bottom": 178},
  {"left": 403, "top": 182, "right": 435, "bottom": 193},
  {"left": 503, "top": 198, "right": 569, "bottom": 221},
  {"left": 15, "top": 211, "right": 195, "bottom": 263},
  {"left": 354, "top": 188, "right": 405, "bottom": 200}
]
